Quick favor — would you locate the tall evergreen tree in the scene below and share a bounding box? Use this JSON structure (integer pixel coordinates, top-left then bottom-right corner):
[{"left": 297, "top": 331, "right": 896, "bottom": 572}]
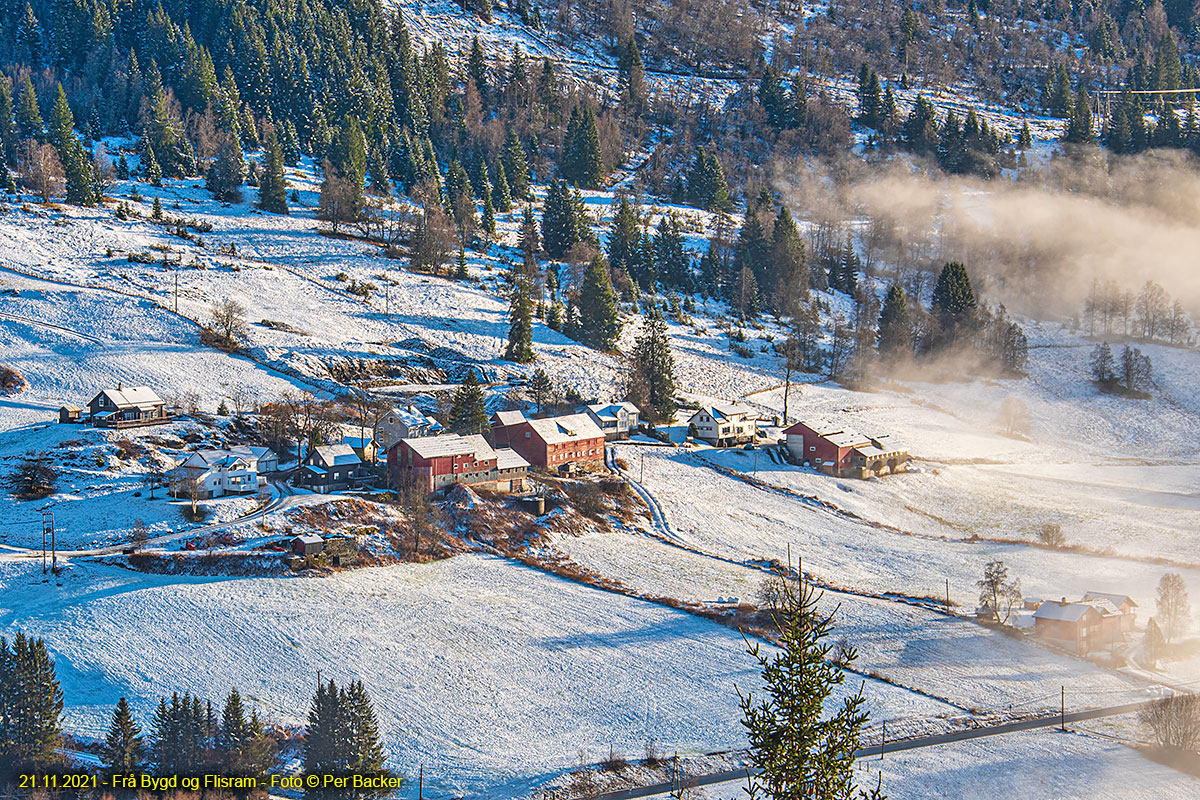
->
[
  {"left": 492, "top": 161, "right": 512, "bottom": 212},
  {"left": 14, "top": 74, "right": 42, "bottom": 141},
  {"left": 562, "top": 105, "right": 603, "bottom": 188},
  {"left": 505, "top": 276, "right": 535, "bottom": 363},
  {"left": 606, "top": 196, "right": 642, "bottom": 279},
  {"left": 0, "top": 78, "right": 17, "bottom": 167},
  {"left": 770, "top": 206, "right": 807, "bottom": 314},
  {"left": 877, "top": 284, "right": 914, "bottom": 361},
  {"left": 102, "top": 697, "right": 145, "bottom": 774},
  {"left": 628, "top": 311, "right": 676, "bottom": 423},
  {"left": 1062, "top": 88, "right": 1094, "bottom": 144},
  {"left": 258, "top": 131, "right": 289, "bottom": 213},
  {"left": 502, "top": 130, "right": 530, "bottom": 199},
  {"left": 738, "top": 575, "right": 880, "bottom": 800},
  {"left": 617, "top": 37, "right": 646, "bottom": 117},
  {"left": 577, "top": 255, "right": 621, "bottom": 350},
  {"left": 0, "top": 633, "right": 64, "bottom": 769},
  {"left": 653, "top": 213, "right": 690, "bottom": 290},
  {"left": 448, "top": 369, "right": 489, "bottom": 433}
]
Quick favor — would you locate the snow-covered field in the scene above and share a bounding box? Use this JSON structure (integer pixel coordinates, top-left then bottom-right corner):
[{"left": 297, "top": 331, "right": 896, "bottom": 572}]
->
[
  {"left": 1, "top": 131, "right": 1199, "bottom": 797},
  {"left": 0, "top": 552, "right": 949, "bottom": 797}
]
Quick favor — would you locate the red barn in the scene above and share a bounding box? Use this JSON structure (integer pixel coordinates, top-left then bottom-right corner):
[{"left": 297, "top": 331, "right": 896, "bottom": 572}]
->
[
  {"left": 388, "top": 434, "right": 528, "bottom": 494},
  {"left": 491, "top": 412, "right": 606, "bottom": 473},
  {"left": 784, "top": 419, "right": 911, "bottom": 478}
]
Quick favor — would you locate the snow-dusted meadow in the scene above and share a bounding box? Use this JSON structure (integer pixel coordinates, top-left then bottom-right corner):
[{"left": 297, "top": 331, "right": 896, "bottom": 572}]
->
[{"left": 0, "top": 130, "right": 1198, "bottom": 798}]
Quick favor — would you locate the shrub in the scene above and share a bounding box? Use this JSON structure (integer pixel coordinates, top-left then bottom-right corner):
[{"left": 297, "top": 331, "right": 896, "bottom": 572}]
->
[
  {"left": 1036, "top": 524, "right": 1066, "bottom": 548},
  {"left": 0, "top": 365, "right": 27, "bottom": 395},
  {"left": 6, "top": 454, "right": 56, "bottom": 499}
]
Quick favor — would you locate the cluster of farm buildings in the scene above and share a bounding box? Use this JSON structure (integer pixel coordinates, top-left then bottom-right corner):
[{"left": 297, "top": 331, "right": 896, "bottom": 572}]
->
[
  {"left": 54, "top": 385, "right": 1148, "bottom": 656},
  {"left": 58, "top": 383, "right": 917, "bottom": 497}
]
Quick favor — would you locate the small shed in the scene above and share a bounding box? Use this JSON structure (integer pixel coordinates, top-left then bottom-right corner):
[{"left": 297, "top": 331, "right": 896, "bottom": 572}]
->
[
  {"left": 291, "top": 535, "right": 324, "bottom": 556},
  {"left": 59, "top": 405, "right": 83, "bottom": 424}
]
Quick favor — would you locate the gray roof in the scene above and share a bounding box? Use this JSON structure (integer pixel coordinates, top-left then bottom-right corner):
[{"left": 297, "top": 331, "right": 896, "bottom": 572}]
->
[
  {"left": 95, "top": 385, "right": 164, "bottom": 410},
  {"left": 311, "top": 444, "right": 362, "bottom": 467},
  {"left": 492, "top": 410, "right": 529, "bottom": 427},
  {"left": 527, "top": 414, "right": 604, "bottom": 444},
  {"left": 495, "top": 448, "right": 530, "bottom": 470},
  {"left": 1083, "top": 591, "right": 1137, "bottom": 609},
  {"left": 586, "top": 401, "right": 640, "bottom": 420},
  {"left": 403, "top": 433, "right": 496, "bottom": 461},
  {"left": 1033, "top": 601, "right": 1098, "bottom": 623}
]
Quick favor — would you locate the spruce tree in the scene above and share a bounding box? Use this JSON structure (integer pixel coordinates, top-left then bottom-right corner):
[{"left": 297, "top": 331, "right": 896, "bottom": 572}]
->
[
  {"left": 505, "top": 276, "right": 535, "bottom": 363},
  {"left": 0, "top": 633, "right": 64, "bottom": 769},
  {"left": 606, "top": 196, "right": 642, "bottom": 276},
  {"left": 1062, "top": 88, "right": 1094, "bottom": 144},
  {"left": 578, "top": 255, "right": 621, "bottom": 350},
  {"left": 479, "top": 161, "right": 496, "bottom": 237},
  {"left": 503, "top": 130, "right": 531, "bottom": 199},
  {"left": 218, "top": 688, "right": 249, "bottom": 757},
  {"left": 931, "top": 261, "right": 977, "bottom": 319},
  {"left": 304, "top": 681, "right": 347, "bottom": 797},
  {"left": 258, "top": 130, "right": 289, "bottom": 213},
  {"left": 653, "top": 213, "right": 689, "bottom": 290},
  {"left": 617, "top": 37, "right": 646, "bottom": 117},
  {"left": 528, "top": 368, "right": 552, "bottom": 413},
  {"left": 562, "top": 105, "right": 604, "bottom": 189},
  {"left": 342, "top": 681, "right": 385, "bottom": 778},
  {"left": 492, "top": 161, "right": 512, "bottom": 212},
  {"left": 143, "top": 145, "right": 163, "bottom": 186},
  {"left": 738, "top": 576, "right": 879, "bottom": 799},
  {"left": 102, "top": 697, "right": 145, "bottom": 774},
  {"left": 206, "top": 133, "right": 245, "bottom": 203},
  {"left": 0, "top": 78, "right": 17, "bottom": 166},
  {"left": 448, "top": 369, "right": 489, "bottom": 433},
  {"left": 1018, "top": 119, "right": 1033, "bottom": 150},
  {"left": 770, "top": 206, "right": 807, "bottom": 314},
  {"left": 541, "top": 179, "right": 578, "bottom": 259},
  {"left": 628, "top": 311, "right": 676, "bottom": 423},
  {"left": 877, "top": 284, "right": 914, "bottom": 361},
  {"left": 15, "top": 75, "right": 42, "bottom": 141}
]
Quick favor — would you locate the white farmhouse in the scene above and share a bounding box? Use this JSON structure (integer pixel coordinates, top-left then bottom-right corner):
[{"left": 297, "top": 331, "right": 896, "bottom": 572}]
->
[
  {"left": 171, "top": 447, "right": 275, "bottom": 499},
  {"left": 582, "top": 401, "right": 640, "bottom": 440},
  {"left": 688, "top": 403, "right": 758, "bottom": 446}
]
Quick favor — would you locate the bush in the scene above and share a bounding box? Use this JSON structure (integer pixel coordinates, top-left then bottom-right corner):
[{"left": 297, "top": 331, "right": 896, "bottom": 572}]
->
[
  {"left": 179, "top": 504, "right": 209, "bottom": 523},
  {"left": 0, "top": 365, "right": 28, "bottom": 395},
  {"left": 6, "top": 454, "right": 56, "bottom": 499},
  {"left": 1036, "top": 524, "right": 1066, "bottom": 548}
]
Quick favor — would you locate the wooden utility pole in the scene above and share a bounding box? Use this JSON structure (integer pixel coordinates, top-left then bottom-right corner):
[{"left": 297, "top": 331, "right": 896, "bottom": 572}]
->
[{"left": 1061, "top": 686, "right": 1066, "bottom": 731}]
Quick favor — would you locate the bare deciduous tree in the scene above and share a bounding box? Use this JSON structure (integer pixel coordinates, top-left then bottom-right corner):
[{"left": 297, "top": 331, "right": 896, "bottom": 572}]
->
[
  {"left": 1156, "top": 572, "right": 1192, "bottom": 645},
  {"left": 209, "top": 297, "right": 249, "bottom": 349},
  {"left": 18, "top": 140, "right": 65, "bottom": 202},
  {"left": 1140, "top": 693, "right": 1200, "bottom": 752},
  {"left": 977, "top": 560, "right": 1021, "bottom": 624}
]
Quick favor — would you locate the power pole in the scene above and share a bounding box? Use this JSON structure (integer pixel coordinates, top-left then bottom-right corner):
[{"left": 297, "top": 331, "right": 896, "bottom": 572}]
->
[
  {"left": 880, "top": 719, "right": 886, "bottom": 760},
  {"left": 174, "top": 260, "right": 179, "bottom": 313},
  {"left": 1061, "top": 686, "right": 1065, "bottom": 731},
  {"left": 41, "top": 511, "right": 55, "bottom": 574},
  {"left": 946, "top": 578, "right": 950, "bottom": 610}
]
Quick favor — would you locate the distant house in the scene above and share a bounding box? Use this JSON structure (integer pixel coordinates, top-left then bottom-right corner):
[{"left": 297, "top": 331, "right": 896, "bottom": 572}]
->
[
  {"left": 229, "top": 445, "right": 279, "bottom": 474},
  {"left": 1032, "top": 597, "right": 1126, "bottom": 653},
  {"left": 489, "top": 410, "right": 530, "bottom": 446},
  {"left": 373, "top": 405, "right": 445, "bottom": 451},
  {"left": 58, "top": 405, "right": 83, "bottom": 424},
  {"left": 688, "top": 404, "right": 758, "bottom": 447},
  {"left": 583, "top": 401, "right": 640, "bottom": 440},
  {"left": 783, "top": 420, "right": 911, "bottom": 478},
  {"left": 171, "top": 448, "right": 268, "bottom": 499},
  {"left": 1081, "top": 592, "right": 1138, "bottom": 633},
  {"left": 296, "top": 444, "right": 368, "bottom": 493},
  {"left": 342, "top": 434, "right": 378, "bottom": 464},
  {"left": 491, "top": 412, "right": 606, "bottom": 473},
  {"left": 291, "top": 535, "right": 324, "bottom": 556},
  {"left": 86, "top": 384, "right": 170, "bottom": 428},
  {"left": 388, "top": 433, "right": 529, "bottom": 494}
]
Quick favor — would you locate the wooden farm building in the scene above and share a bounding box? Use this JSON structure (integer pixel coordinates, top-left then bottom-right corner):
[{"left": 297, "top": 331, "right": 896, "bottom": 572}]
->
[
  {"left": 388, "top": 433, "right": 529, "bottom": 495},
  {"left": 783, "top": 420, "right": 911, "bottom": 479},
  {"left": 490, "top": 411, "right": 605, "bottom": 473}
]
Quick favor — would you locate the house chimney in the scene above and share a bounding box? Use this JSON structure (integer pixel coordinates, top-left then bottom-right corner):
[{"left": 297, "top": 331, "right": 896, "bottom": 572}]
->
[
  {"left": 1061, "top": 597, "right": 1067, "bottom": 604},
  {"left": 118, "top": 381, "right": 122, "bottom": 391}
]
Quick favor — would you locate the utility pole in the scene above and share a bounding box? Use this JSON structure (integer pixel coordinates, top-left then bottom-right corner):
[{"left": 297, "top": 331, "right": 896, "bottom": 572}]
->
[
  {"left": 881, "top": 719, "right": 886, "bottom": 760},
  {"left": 946, "top": 578, "right": 950, "bottom": 611},
  {"left": 418, "top": 767, "right": 423, "bottom": 800},
  {"left": 640, "top": 450, "right": 645, "bottom": 484},
  {"left": 174, "top": 259, "right": 179, "bottom": 313},
  {"left": 41, "top": 511, "right": 55, "bottom": 574},
  {"left": 753, "top": 449, "right": 759, "bottom": 476},
  {"left": 1061, "top": 686, "right": 1065, "bottom": 731}
]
